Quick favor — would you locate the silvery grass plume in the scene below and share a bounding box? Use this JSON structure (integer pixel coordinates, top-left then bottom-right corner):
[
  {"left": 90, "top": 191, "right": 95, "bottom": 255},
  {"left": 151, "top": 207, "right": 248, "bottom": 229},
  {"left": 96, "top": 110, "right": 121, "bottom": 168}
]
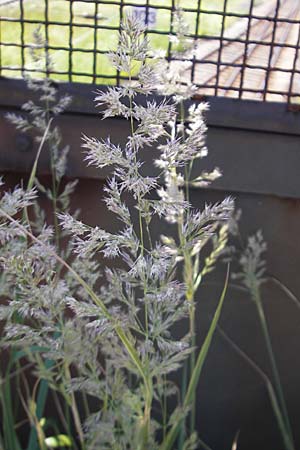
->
[
  {"left": 232, "top": 232, "right": 295, "bottom": 450},
  {"left": 151, "top": 6, "right": 233, "bottom": 442},
  {"left": 6, "top": 28, "right": 77, "bottom": 241},
  {"left": 0, "top": 28, "right": 90, "bottom": 450},
  {"left": 151, "top": 7, "right": 197, "bottom": 103},
  {"left": 0, "top": 13, "right": 234, "bottom": 450},
  {"left": 232, "top": 230, "right": 267, "bottom": 297}
]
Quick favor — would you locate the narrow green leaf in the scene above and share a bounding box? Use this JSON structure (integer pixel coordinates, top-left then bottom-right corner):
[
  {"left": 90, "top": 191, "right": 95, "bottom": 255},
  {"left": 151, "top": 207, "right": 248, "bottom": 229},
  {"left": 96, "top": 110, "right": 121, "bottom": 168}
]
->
[
  {"left": 160, "top": 266, "right": 229, "bottom": 450},
  {"left": 27, "top": 119, "right": 53, "bottom": 192},
  {"left": 27, "top": 337, "right": 59, "bottom": 450},
  {"left": 13, "top": 346, "right": 50, "bottom": 363},
  {"left": 184, "top": 266, "right": 229, "bottom": 407},
  {"left": 266, "top": 382, "right": 295, "bottom": 450},
  {"left": 0, "top": 374, "right": 22, "bottom": 450}
]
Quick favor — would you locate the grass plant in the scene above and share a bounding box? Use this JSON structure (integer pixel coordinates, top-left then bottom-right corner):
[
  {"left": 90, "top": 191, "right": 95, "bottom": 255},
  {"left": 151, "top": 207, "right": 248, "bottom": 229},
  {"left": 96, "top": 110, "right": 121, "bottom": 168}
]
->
[
  {"left": 233, "top": 231, "right": 295, "bottom": 450},
  {"left": 0, "top": 12, "right": 234, "bottom": 450},
  {"left": 0, "top": 5, "right": 295, "bottom": 450},
  {"left": 1, "top": 29, "right": 77, "bottom": 450}
]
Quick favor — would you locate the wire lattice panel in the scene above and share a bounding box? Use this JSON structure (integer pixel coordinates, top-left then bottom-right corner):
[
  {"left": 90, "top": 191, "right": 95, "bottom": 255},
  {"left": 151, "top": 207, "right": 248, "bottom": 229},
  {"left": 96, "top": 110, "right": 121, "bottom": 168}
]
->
[{"left": 1, "top": 0, "right": 300, "bottom": 104}]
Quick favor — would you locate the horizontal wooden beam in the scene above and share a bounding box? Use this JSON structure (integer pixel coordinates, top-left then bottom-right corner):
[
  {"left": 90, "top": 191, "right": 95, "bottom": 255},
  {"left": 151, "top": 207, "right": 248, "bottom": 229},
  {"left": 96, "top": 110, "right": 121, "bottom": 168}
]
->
[
  {"left": 1, "top": 77, "right": 300, "bottom": 198},
  {"left": 1, "top": 77, "right": 300, "bottom": 135}
]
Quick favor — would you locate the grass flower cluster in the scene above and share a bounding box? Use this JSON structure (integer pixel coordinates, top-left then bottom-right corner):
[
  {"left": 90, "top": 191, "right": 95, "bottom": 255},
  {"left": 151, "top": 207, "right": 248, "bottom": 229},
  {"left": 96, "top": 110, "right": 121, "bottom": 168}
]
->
[{"left": 0, "top": 11, "right": 296, "bottom": 450}]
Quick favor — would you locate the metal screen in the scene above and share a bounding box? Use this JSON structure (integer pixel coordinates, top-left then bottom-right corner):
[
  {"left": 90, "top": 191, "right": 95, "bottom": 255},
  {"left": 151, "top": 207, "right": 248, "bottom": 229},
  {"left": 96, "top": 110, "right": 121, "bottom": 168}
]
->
[{"left": 1, "top": 0, "right": 300, "bottom": 105}]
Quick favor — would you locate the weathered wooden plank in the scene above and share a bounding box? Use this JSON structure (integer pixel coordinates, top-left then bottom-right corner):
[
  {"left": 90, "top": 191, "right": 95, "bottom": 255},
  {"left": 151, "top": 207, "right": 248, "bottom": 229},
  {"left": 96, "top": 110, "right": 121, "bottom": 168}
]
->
[
  {"left": 1, "top": 77, "right": 300, "bottom": 135},
  {"left": 1, "top": 104, "right": 300, "bottom": 198}
]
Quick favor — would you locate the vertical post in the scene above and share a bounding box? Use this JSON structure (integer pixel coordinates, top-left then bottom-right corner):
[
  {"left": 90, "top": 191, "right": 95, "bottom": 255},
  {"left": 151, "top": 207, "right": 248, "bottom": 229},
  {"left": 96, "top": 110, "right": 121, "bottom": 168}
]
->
[
  {"left": 239, "top": 0, "right": 255, "bottom": 99},
  {"left": 145, "top": 0, "right": 150, "bottom": 36},
  {"left": 0, "top": 16, "right": 2, "bottom": 77},
  {"left": 45, "top": 0, "right": 49, "bottom": 77},
  {"left": 287, "top": 22, "right": 300, "bottom": 108},
  {"left": 68, "top": 0, "right": 74, "bottom": 82},
  {"left": 19, "top": 0, "right": 25, "bottom": 77},
  {"left": 92, "top": 0, "right": 99, "bottom": 84},
  {"left": 263, "top": 0, "right": 281, "bottom": 101},
  {"left": 191, "top": 0, "right": 202, "bottom": 85},
  {"left": 116, "top": 0, "right": 125, "bottom": 86},
  {"left": 167, "top": 0, "right": 176, "bottom": 63},
  {"left": 215, "top": 0, "right": 228, "bottom": 96}
]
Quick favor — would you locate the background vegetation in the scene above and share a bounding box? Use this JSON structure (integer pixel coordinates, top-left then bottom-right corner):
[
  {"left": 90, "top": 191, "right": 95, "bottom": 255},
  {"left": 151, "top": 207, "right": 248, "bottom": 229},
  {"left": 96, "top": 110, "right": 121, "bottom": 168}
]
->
[{"left": 0, "top": 0, "right": 262, "bottom": 83}]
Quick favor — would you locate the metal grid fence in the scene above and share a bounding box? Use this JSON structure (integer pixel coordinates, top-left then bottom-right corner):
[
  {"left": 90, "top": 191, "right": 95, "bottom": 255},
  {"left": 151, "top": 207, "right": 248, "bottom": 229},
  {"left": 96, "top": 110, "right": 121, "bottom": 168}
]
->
[{"left": 1, "top": 0, "right": 300, "bottom": 104}]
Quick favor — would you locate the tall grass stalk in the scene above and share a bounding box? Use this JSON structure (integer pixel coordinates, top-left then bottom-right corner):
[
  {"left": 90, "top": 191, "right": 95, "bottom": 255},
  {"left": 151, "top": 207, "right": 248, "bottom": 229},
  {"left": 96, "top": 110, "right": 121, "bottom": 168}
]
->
[
  {"left": 217, "top": 324, "right": 294, "bottom": 450},
  {"left": 235, "top": 231, "right": 295, "bottom": 450},
  {"left": 160, "top": 267, "right": 229, "bottom": 450},
  {"left": 5, "top": 29, "right": 76, "bottom": 449},
  {"left": 253, "top": 291, "right": 294, "bottom": 447},
  {"left": 0, "top": 14, "right": 234, "bottom": 450},
  {"left": 155, "top": 8, "right": 226, "bottom": 444},
  {"left": 0, "top": 207, "right": 155, "bottom": 448},
  {"left": 1, "top": 114, "right": 51, "bottom": 448}
]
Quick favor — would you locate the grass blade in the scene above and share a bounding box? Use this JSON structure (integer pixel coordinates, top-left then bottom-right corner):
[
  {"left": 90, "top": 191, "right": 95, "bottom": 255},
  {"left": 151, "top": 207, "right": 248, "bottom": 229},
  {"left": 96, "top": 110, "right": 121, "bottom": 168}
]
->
[
  {"left": 217, "top": 325, "right": 294, "bottom": 450},
  {"left": 27, "top": 119, "right": 53, "bottom": 193},
  {"left": 0, "top": 363, "right": 22, "bottom": 450},
  {"left": 160, "top": 266, "right": 229, "bottom": 450}
]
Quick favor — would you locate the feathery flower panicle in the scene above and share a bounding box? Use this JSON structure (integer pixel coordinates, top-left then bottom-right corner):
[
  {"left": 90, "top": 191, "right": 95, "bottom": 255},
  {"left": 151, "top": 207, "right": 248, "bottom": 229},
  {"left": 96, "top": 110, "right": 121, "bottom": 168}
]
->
[
  {"left": 170, "top": 6, "right": 194, "bottom": 56},
  {"left": 82, "top": 135, "right": 126, "bottom": 169},
  {"left": 0, "top": 11, "right": 236, "bottom": 450},
  {"left": 108, "top": 14, "right": 148, "bottom": 73},
  {"left": 191, "top": 168, "right": 222, "bottom": 188},
  {"left": 0, "top": 186, "right": 37, "bottom": 216},
  {"left": 155, "top": 59, "right": 198, "bottom": 102},
  {"left": 133, "top": 100, "right": 177, "bottom": 139},
  {"left": 233, "top": 230, "right": 267, "bottom": 292},
  {"left": 157, "top": 169, "right": 186, "bottom": 223},
  {"left": 94, "top": 87, "right": 130, "bottom": 119},
  {"left": 5, "top": 28, "right": 76, "bottom": 246},
  {"left": 57, "top": 212, "right": 90, "bottom": 235},
  {"left": 103, "top": 177, "right": 131, "bottom": 226}
]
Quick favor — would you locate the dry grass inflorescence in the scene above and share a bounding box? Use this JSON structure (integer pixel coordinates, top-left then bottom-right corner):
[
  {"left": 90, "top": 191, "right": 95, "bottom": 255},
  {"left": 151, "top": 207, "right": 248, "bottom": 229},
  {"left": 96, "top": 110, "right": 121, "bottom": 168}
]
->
[{"left": 0, "top": 7, "right": 296, "bottom": 450}]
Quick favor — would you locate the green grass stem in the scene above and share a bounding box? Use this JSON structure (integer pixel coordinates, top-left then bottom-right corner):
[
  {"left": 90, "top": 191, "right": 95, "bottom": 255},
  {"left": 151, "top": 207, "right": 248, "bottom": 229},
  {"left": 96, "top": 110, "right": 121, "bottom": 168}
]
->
[
  {"left": 160, "top": 266, "right": 229, "bottom": 450},
  {"left": 217, "top": 325, "right": 295, "bottom": 450}
]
